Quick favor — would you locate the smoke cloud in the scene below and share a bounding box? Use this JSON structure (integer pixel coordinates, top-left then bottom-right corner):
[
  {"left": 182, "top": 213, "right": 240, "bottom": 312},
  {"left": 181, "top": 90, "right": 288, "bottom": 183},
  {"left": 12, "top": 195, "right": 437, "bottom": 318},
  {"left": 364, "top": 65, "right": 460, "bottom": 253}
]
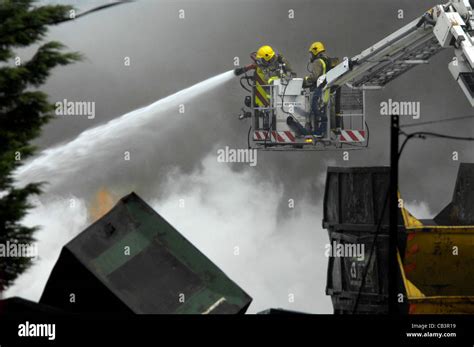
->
[
  {"left": 6, "top": 152, "right": 333, "bottom": 314},
  {"left": 4, "top": 196, "right": 88, "bottom": 301}
]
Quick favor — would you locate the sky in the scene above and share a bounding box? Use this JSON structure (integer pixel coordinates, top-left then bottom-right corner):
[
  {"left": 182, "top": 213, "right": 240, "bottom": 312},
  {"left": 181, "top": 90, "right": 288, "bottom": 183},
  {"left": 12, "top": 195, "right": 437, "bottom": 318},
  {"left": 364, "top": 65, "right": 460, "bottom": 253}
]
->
[{"left": 5, "top": 0, "right": 474, "bottom": 313}]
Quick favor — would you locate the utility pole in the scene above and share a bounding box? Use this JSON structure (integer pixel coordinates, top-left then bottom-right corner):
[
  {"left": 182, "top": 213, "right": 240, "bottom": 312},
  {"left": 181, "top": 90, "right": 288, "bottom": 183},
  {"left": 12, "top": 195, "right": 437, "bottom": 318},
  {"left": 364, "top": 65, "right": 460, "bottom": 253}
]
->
[{"left": 389, "top": 115, "right": 399, "bottom": 315}]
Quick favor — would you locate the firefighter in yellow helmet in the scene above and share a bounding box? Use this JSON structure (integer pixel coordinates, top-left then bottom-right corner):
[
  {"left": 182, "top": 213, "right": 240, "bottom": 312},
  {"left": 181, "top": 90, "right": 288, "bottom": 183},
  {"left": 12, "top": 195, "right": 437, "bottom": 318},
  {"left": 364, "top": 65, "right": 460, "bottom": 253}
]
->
[
  {"left": 234, "top": 45, "right": 295, "bottom": 126},
  {"left": 234, "top": 45, "right": 295, "bottom": 81},
  {"left": 255, "top": 45, "right": 294, "bottom": 79},
  {"left": 303, "top": 42, "right": 340, "bottom": 136}
]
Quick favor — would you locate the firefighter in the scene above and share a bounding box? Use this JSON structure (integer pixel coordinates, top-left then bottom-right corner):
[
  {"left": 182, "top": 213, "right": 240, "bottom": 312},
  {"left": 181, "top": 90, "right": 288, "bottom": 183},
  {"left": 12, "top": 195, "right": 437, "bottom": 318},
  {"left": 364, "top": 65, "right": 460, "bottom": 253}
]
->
[
  {"left": 254, "top": 45, "right": 295, "bottom": 81},
  {"left": 234, "top": 45, "right": 295, "bottom": 81},
  {"left": 234, "top": 45, "right": 295, "bottom": 130},
  {"left": 303, "top": 42, "right": 340, "bottom": 136}
]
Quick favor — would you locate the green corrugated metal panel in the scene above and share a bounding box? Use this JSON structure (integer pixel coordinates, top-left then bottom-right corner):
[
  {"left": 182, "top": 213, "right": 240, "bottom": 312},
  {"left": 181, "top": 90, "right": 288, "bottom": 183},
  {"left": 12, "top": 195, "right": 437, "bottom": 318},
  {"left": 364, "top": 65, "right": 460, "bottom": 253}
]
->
[{"left": 42, "top": 192, "right": 252, "bottom": 314}]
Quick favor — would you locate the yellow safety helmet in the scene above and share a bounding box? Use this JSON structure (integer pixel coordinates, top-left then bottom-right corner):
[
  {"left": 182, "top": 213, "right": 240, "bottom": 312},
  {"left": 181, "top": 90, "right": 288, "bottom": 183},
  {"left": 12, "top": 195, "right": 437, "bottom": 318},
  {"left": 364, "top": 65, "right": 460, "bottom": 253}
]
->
[
  {"left": 309, "top": 42, "right": 325, "bottom": 56},
  {"left": 256, "top": 45, "right": 276, "bottom": 62}
]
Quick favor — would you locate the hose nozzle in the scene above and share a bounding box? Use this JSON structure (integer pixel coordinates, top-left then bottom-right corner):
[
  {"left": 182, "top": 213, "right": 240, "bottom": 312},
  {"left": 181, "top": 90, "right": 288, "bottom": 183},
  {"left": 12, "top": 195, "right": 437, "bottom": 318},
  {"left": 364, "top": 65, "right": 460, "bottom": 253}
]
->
[
  {"left": 234, "top": 64, "right": 255, "bottom": 76},
  {"left": 234, "top": 67, "right": 246, "bottom": 76}
]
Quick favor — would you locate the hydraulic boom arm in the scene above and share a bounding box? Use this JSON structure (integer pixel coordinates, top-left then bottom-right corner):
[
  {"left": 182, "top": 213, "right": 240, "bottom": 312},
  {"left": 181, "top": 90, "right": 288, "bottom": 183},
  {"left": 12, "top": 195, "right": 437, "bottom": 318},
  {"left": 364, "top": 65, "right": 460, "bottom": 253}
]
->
[{"left": 323, "top": 0, "right": 474, "bottom": 106}]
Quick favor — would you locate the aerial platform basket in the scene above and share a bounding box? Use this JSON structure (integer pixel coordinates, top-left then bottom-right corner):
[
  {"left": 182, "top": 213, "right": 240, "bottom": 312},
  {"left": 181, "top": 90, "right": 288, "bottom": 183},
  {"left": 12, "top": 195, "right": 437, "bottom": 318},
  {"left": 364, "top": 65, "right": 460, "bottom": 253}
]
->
[{"left": 243, "top": 78, "right": 368, "bottom": 151}]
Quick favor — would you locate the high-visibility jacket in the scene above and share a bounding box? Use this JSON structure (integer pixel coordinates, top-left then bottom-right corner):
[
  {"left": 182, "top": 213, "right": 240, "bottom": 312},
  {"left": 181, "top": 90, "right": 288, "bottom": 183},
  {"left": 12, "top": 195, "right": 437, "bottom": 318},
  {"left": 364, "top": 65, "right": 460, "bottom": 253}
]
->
[
  {"left": 254, "top": 67, "right": 271, "bottom": 108},
  {"left": 304, "top": 53, "right": 339, "bottom": 104},
  {"left": 253, "top": 54, "right": 294, "bottom": 108}
]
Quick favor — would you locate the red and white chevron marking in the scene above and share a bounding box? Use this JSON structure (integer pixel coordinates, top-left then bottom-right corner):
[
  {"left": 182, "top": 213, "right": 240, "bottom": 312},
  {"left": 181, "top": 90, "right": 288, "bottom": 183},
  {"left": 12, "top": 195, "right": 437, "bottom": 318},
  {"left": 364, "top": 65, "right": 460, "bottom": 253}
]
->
[
  {"left": 253, "top": 131, "right": 296, "bottom": 143},
  {"left": 339, "top": 130, "right": 366, "bottom": 142}
]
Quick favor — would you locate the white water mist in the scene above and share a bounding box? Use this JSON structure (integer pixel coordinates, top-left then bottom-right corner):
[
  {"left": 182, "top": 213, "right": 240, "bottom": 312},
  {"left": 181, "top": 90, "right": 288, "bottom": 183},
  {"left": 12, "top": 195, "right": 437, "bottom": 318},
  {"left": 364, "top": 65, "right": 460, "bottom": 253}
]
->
[{"left": 15, "top": 70, "right": 235, "bottom": 190}]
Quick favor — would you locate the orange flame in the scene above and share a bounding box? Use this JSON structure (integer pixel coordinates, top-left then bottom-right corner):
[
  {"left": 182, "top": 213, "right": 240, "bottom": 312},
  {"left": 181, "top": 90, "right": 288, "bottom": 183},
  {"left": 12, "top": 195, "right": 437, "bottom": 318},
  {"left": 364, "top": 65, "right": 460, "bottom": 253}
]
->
[{"left": 89, "top": 188, "right": 116, "bottom": 221}]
